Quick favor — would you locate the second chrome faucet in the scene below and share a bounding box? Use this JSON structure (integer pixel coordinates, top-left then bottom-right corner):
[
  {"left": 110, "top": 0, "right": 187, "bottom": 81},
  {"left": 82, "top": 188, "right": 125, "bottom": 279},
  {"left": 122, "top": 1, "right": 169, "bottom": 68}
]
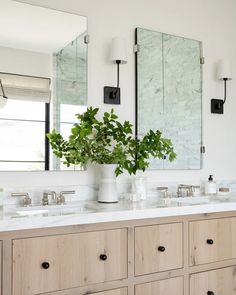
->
[{"left": 42, "top": 190, "right": 75, "bottom": 206}]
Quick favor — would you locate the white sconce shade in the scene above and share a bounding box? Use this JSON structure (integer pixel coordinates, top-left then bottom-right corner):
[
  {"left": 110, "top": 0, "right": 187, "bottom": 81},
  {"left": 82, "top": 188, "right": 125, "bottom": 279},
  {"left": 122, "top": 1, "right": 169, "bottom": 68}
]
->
[
  {"left": 110, "top": 37, "right": 127, "bottom": 64},
  {"left": 217, "top": 59, "right": 232, "bottom": 80}
]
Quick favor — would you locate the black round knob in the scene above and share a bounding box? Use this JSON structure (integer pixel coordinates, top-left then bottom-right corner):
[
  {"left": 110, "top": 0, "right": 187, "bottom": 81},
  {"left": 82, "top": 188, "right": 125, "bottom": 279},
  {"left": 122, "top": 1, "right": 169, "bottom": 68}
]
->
[
  {"left": 158, "top": 246, "right": 166, "bottom": 252},
  {"left": 207, "top": 239, "right": 214, "bottom": 245},
  {"left": 100, "top": 254, "right": 107, "bottom": 261},
  {"left": 207, "top": 291, "right": 214, "bottom": 295},
  {"left": 41, "top": 262, "right": 50, "bottom": 269}
]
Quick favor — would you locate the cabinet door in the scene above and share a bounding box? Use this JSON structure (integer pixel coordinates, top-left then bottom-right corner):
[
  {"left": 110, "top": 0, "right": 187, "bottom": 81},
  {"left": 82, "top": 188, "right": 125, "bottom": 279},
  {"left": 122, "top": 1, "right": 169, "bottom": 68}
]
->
[
  {"left": 13, "top": 229, "right": 128, "bottom": 295},
  {"left": 135, "top": 223, "right": 183, "bottom": 275},
  {"left": 189, "top": 217, "right": 236, "bottom": 265},
  {"left": 135, "top": 277, "right": 183, "bottom": 295},
  {"left": 42, "top": 287, "right": 128, "bottom": 295},
  {"left": 190, "top": 266, "right": 236, "bottom": 295},
  {"left": 0, "top": 241, "right": 2, "bottom": 295}
]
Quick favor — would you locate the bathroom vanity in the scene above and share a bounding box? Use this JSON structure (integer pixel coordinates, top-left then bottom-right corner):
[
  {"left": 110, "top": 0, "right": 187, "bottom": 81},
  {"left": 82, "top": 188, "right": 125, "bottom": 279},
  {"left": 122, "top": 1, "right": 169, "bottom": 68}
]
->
[{"left": 1, "top": 198, "right": 236, "bottom": 295}]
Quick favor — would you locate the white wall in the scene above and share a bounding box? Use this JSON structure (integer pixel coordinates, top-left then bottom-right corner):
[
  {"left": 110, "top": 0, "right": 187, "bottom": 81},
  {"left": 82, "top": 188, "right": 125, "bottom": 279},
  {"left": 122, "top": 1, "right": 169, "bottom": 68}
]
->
[
  {"left": 1, "top": 0, "right": 236, "bottom": 187},
  {"left": 0, "top": 46, "right": 51, "bottom": 77}
]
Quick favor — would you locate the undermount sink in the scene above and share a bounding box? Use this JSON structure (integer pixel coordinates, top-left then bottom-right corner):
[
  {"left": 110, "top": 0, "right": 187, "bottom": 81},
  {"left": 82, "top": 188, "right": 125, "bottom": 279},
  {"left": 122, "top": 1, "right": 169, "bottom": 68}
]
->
[
  {"left": 169, "top": 196, "right": 211, "bottom": 205},
  {"left": 7, "top": 203, "right": 96, "bottom": 217}
]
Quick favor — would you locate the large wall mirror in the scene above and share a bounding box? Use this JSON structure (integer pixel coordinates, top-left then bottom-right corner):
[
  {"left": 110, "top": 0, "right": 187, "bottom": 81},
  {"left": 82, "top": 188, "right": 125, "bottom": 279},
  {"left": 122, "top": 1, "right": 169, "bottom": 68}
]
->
[
  {"left": 0, "top": 1, "right": 88, "bottom": 171},
  {"left": 135, "top": 27, "right": 203, "bottom": 170}
]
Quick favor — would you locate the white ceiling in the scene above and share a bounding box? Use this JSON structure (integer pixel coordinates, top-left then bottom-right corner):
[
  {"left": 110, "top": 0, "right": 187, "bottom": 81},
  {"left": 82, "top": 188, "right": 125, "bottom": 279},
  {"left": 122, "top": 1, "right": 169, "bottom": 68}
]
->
[{"left": 0, "top": 0, "right": 87, "bottom": 53}]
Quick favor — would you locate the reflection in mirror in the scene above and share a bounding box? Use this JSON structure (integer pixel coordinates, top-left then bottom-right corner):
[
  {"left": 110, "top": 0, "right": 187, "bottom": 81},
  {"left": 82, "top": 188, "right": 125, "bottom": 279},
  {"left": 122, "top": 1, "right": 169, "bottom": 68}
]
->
[
  {"left": 0, "top": 1, "right": 88, "bottom": 171},
  {"left": 135, "top": 28, "right": 202, "bottom": 170}
]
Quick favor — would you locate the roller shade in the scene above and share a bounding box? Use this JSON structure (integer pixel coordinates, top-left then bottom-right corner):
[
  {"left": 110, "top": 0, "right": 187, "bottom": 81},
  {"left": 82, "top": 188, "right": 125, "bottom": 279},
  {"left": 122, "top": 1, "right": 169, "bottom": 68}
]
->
[{"left": 0, "top": 73, "right": 51, "bottom": 103}]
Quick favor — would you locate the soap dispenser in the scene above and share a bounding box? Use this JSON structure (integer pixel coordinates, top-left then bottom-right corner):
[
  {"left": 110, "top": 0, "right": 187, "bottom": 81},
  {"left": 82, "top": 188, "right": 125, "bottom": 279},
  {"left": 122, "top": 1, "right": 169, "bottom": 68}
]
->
[{"left": 205, "top": 175, "right": 217, "bottom": 195}]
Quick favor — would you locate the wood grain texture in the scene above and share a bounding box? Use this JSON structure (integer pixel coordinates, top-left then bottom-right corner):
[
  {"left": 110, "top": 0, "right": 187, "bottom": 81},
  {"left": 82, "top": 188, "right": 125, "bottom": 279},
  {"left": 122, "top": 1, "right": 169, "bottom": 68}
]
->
[
  {"left": 42, "top": 287, "right": 128, "bottom": 295},
  {"left": 0, "top": 241, "right": 2, "bottom": 295},
  {"left": 12, "top": 229, "right": 128, "bottom": 295},
  {"left": 189, "top": 217, "right": 236, "bottom": 266},
  {"left": 190, "top": 266, "right": 236, "bottom": 295},
  {"left": 87, "top": 288, "right": 127, "bottom": 295},
  {"left": 135, "top": 277, "right": 183, "bottom": 295},
  {"left": 135, "top": 223, "right": 183, "bottom": 275}
]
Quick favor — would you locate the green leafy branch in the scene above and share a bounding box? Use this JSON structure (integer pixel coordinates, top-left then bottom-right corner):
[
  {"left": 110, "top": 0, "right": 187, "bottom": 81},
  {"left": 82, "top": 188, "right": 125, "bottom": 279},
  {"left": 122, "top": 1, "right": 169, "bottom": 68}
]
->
[{"left": 47, "top": 107, "right": 176, "bottom": 176}]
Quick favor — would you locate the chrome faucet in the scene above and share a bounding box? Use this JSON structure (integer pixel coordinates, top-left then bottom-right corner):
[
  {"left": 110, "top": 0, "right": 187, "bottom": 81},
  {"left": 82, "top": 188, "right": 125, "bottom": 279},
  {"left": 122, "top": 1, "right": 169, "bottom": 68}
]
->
[
  {"left": 42, "top": 191, "right": 57, "bottom": 206},
  {"left": 157, "top": 187, "right": 169, "bottom": 198},
  {"left": 177, "top": 184, "right": 194, "bottom": 198},
  {"left": 11, "top": 192, "right": 32, "bottom": 207},
  {"left": 56, "top": 190, "right": 75, "bottom": 205},
  {"left": 177, "top": 184, "right": 200, "bottom": 198}
]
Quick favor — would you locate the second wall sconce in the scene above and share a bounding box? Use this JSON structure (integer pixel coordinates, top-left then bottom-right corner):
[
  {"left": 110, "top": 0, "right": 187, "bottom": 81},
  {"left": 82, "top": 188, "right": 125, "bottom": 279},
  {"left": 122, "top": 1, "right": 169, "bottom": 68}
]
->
[
  {"left": 211, "top": 60, "right": 232, "bottom": 114},
  {"left": 104, "top": 37, "right": 127, "bottom": 104}
]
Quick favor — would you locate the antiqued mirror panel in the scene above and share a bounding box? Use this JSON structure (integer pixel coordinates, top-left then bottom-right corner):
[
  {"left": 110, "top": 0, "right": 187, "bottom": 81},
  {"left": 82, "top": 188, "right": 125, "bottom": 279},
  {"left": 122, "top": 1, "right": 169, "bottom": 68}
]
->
[
  {"left": 0, "top": 1, "right": 88, "bottom": 171},
  {"left": 136, "top": 28, "right": 202, "bottom": 169}
]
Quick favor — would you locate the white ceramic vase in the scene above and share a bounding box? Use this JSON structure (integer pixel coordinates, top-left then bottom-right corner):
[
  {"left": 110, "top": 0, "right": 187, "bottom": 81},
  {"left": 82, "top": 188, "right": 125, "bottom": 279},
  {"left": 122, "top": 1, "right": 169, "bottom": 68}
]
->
[{"left": 98, "top": 164, "right": 119, "bottom": 203}]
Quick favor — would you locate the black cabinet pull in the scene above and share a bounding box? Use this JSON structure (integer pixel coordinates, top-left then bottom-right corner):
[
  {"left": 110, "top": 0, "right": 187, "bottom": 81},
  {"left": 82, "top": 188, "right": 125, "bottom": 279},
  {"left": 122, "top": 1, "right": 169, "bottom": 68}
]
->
[
  {"left": 100, "top": 254, "right": 108, "bottom": 261},
  {"left": 158, "top": 246, "right": 166, "bottom": 252},
  {"left": 207, "top": 291, "right": 214, "bottom": 295},
  {"left": 206, "top": 239, "right": 214, "bottom": 245},
  {"left": 41, "top": 262, "right": 50, "bottom": 269}
]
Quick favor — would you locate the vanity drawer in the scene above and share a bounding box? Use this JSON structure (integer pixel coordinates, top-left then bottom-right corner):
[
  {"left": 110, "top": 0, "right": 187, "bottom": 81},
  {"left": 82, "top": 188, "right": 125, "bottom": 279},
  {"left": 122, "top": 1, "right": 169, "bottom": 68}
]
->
[
  {"left": 135, "top": 277, "right": 183, "bottom": 295},
  {"left": 190, "top": 266, "right": 236, "bottom": 295},
  {"left": 189, "top": 217, "right": 236, "bottom": 266},
  {"left": 12, "top": 229, "right": 128, "bottom": 295},
  {"left": 135, "top": 223, "right": 183, "bottom": 275}
]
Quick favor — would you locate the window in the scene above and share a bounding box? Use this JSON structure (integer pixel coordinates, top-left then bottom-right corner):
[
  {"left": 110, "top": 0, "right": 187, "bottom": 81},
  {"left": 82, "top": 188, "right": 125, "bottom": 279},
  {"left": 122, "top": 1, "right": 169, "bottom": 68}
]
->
[
  {"left": 0, "top": 73, "right": 51, "bottom": 171},
  {"left": 0, "top": 99, "right": 48, "bottom": 171}
]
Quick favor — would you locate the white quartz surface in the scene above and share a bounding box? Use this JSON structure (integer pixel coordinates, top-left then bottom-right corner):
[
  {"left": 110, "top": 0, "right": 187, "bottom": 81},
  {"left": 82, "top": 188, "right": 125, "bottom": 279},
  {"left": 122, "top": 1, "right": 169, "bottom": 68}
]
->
[{"left": 1, "top": 195, "right": 236, "bottom": 232}]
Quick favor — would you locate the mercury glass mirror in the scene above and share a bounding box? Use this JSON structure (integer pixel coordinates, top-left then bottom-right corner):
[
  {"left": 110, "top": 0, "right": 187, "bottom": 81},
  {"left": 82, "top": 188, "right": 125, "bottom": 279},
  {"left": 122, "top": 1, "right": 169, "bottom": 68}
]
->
[
  {"left": 135, "top": 27, "right": 203, "bottom": 169},
  {"left": 0, "top": 1, "right": 88, "bottom": 171}
]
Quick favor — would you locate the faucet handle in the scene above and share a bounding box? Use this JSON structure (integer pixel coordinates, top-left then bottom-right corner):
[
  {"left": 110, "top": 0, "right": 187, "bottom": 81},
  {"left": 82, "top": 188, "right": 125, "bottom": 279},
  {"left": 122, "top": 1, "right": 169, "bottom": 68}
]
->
[
  {"left": 57, "top": 190, "right": 75, "bottom": 205},
  {"left": 11, "top": 193, "right": 31, "bottom": 207}
]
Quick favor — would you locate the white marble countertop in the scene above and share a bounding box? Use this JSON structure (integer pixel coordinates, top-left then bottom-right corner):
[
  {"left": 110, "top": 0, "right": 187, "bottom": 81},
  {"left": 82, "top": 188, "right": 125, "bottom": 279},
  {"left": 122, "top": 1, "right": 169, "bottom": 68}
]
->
[{"left": 1, "top": 195, "right": 236, "bottom": 232}]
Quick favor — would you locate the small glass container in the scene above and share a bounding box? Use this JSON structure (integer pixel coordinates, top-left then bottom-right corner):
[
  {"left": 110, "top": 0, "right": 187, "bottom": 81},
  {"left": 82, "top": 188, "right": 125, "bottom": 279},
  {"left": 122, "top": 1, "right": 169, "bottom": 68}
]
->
[
  {"left": 132, "top": 177, "right": 147, "bottom": 201},
  {"left": 126, "top": 192, "right": 141, "bottom": 203}
]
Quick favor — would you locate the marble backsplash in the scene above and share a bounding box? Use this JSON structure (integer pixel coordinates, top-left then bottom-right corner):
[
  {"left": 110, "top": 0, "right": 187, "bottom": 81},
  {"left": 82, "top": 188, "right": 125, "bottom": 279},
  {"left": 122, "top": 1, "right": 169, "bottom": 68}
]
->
[{"left": 1, "top": 178, "right": 236, "bottom": 208}]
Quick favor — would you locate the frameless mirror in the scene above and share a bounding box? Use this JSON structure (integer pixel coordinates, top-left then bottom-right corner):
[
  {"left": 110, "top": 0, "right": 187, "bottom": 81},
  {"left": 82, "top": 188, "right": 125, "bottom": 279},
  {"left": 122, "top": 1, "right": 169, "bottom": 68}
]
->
[
  {"left": 135, "top": 27, "right": 203, "bottom": 170},
  {"left": 0, "top": 1, "right": 88, "bottom": 171}
]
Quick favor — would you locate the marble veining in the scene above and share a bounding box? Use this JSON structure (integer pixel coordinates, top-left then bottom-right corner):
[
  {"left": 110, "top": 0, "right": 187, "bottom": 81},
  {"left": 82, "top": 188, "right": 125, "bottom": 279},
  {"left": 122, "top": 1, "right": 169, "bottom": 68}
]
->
[{"left": 137, "top": 28, "right": 202, "bottom": 170}]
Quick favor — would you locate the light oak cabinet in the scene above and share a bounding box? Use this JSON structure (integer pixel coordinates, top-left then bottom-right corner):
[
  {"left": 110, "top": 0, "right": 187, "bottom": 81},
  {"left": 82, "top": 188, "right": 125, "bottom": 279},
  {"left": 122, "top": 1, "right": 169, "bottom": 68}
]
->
[
  {"left": 135, "top": 277, "right": 183, "bottom": 295},
  {"left": 189, "top": 217, "right": 236, "bottom": 265},
  {"left": 0, "top": 241, "right": 2, "bottom": 295},
  {"left": 135, "top": 222, "right": 183, "bottom": 275},
  {"left": 1, "top": 211, "right": 236, "bottom": 295},
  {"left": 12, "top": 229, "right": 128, "bottom": 295},
  {"left": 190, "top": 266, "right": 236, "bottom": 295}
]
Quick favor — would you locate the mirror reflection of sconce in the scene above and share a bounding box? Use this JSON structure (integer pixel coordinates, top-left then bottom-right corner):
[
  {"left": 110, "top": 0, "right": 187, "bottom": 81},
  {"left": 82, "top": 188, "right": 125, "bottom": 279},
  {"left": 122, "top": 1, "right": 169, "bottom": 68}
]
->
[
  {"left": 211, "top": 60, "right": 232, "bottom": 114},
  {"left": 0, "top": 79, "right": 8, "bottom": 109},
  {"left": 104, "top": 37, "right": 127, "bottom": 104}
]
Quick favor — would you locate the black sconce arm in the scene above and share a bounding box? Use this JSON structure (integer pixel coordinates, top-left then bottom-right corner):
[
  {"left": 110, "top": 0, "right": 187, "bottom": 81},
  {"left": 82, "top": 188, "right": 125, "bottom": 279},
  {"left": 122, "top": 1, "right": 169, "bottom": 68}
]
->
[
  {"left": 0, "top": 79, "right": 8, "bottom": 99},
  {"left": 223, "top": 77, "right": 227, "bottom": 104}
]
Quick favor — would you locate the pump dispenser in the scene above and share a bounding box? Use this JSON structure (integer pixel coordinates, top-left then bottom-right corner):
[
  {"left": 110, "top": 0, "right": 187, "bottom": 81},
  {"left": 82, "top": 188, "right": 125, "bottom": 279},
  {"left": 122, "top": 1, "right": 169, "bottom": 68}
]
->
[{"left": 205, "top": 175, "right": 217, "bottom": 195}]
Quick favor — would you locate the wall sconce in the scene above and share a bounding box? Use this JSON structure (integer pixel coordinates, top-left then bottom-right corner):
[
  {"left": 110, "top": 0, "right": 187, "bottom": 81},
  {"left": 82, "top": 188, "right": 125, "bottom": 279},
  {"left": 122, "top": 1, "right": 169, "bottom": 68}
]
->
[
  {"left": 104, "top": 37, "right": 127, "bottom": 104},
  {"left": 211, "top": 60, "right": 232, "bottom": 114},
  {"left": 0, "top": 79, "right": 8, "bottom": 109}
]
